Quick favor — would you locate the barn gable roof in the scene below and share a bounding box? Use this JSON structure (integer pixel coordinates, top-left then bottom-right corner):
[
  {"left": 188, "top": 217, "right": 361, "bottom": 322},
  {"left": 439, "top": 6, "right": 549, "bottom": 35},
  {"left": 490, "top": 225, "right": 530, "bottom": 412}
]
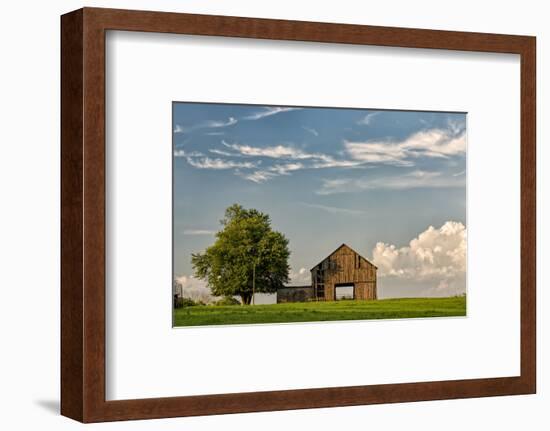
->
[{"left": 310, "top": 243, "right": 377, "bottom": 271}]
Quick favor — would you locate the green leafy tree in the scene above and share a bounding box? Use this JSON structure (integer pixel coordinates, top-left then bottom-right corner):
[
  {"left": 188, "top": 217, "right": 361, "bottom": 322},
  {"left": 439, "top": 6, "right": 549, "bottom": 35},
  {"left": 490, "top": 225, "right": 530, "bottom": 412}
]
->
[{"left": 191, "top": 204, "right": 290, "bottom": 304}]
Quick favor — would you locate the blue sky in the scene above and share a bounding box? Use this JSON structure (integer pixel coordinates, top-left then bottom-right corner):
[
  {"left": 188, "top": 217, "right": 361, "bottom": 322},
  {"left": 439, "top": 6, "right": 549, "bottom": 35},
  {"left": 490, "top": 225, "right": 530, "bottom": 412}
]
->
[{"left": 173, "top": 103, "right": 467, "bottom": 299}]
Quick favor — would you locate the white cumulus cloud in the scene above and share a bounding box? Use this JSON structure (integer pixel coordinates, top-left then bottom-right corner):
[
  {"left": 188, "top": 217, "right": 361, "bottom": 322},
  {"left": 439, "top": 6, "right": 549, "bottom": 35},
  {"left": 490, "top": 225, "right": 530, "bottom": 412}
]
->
[
  {"left": 372, "top": 221, "right": 466, "bottom": 297},
  {"left": 289, "top": 267, "right": 310, "bottom": 285}
]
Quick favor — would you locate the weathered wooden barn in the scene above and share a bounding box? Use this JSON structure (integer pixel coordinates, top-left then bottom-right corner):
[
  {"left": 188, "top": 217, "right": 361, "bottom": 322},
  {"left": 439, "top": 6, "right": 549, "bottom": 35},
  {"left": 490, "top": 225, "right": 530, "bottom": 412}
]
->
[{"left": 277, "top": 244, "right": 377, "bottom": 303}]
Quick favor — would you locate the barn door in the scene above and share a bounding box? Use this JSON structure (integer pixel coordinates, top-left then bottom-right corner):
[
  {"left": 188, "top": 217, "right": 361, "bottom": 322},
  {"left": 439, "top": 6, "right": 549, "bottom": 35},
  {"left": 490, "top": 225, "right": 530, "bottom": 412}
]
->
[{"left": 335, "top": 284, "right": 354, "bottom": 300}]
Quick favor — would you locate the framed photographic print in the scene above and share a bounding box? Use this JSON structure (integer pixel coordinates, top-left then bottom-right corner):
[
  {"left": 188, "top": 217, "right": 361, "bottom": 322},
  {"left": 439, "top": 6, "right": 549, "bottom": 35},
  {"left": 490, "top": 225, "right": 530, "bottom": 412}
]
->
[{"left": 61, "top": 7, "right": 536, "bottom": 422}]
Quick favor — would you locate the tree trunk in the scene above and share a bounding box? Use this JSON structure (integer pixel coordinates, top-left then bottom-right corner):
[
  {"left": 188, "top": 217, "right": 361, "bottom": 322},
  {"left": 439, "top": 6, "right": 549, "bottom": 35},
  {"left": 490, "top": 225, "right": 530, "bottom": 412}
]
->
[{"left": 241, "top": 293, "right": 252, "bottom": 305}]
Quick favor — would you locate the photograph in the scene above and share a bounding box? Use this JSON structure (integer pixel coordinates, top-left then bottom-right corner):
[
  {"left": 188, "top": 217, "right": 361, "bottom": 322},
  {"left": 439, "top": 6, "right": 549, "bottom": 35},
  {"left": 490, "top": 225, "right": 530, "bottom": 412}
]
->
[{"left": 172, "top": 102, "right": 467, "bottom": 327}]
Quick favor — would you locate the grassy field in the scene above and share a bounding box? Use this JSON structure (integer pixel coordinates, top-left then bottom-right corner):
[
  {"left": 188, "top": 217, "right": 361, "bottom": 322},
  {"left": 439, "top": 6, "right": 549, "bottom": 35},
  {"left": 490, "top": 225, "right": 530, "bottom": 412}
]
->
[{"left": 173, "top": 296, "right": 466, "bottom": 327}]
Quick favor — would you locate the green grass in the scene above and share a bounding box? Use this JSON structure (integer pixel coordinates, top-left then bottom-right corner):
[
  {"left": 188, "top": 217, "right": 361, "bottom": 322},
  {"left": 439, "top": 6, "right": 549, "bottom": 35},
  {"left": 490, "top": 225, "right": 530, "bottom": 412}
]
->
[{"left": 173, "top": 296, "right": 466, "bottom": 327}]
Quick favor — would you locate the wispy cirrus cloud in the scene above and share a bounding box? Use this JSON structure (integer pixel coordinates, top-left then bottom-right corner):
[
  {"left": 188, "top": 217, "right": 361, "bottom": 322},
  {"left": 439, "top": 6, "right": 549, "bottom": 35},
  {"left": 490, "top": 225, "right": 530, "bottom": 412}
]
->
[
  {"left": 269, "top": 163, "right": 305, "bottom": 175},
  {"left": 177, "top": 107, "right": 300, "bottom": 134},
  {"left": 174, "top": 149, "right": 204, "bottom": 158},
  {"left": 221, "top": 140, "right": 368, "bottom": 182},
  {"left": 222, "top": 140, "right": 327, "bottom": 161},
  {"left": 300, "top": 202, "right": 366, "bottom": 216},
  {"left": 345, "top": 141, "right": 413, "bottom": 166},
  {"left": 173, "top": 117, "right": 237, "bottom": 134},
  {"left": 186, "top": 156, "right": 259, "bottom": 170},
  {"left": 208, "top": 148, "right": 235, "bottom": 157},
  {"left": 404, "top": 128, "right": 466, "bottom": 158},
  {"left": 182, "top": 229, "right": 216, "bottom": 235},
  {"left": 302, "top": 126, "right": 319, "bottom": 136},
  {"left": 178, "top": 150, "right": 261, "bottom": 170},
  {"left": 177, "top": 124, "right": 465, "bottom": 185},
  {"left": 238, "top": 162, "right": 304, "bottom": 183},
  {"left": 243, "top": 107, "right": 301, "bottom": 121},
  {"left": 344, "top": 128, "right": 466, "bottom": 166},
  {"left": 176, "top": 145, "right": 315, "bottom": 182},
  {"left": 310, "top": 158, "right": 364, "bottom": 169},
  {"left": 175, "top": 149, "right": 258, "bottom": 169},
  {"left": 237, "top": 171, "right": 274, "bottom": 183},
  {"left": 357, "top": 112, "right": 380, "bottom": 126},
  {"left": 221, "top": 141, "right": 364, "bottom": 169},
  {"left": 203, "top": 117, "right": 238, "bottom": 128},
  {"left": 317, "top": 170, "right": 464, "bottom": 195},
  {"left": 238, "top": 170, "right": 276, "bottom": 183}
]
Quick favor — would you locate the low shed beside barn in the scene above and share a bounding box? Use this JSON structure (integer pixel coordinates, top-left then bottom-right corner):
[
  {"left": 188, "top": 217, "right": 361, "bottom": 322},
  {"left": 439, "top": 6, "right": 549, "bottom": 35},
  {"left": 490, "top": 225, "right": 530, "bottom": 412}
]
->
[
  {"left": 277, "top": 244, "right": 377, "bottom": 303},
  {"left": 277, "top": 285, "right": 314, "bottom": 303}
]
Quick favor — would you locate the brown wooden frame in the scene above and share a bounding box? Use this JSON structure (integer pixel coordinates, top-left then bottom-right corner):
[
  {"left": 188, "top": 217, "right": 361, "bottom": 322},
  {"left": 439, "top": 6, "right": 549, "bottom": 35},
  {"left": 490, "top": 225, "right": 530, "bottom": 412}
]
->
[{"left": 61, "top": 7, "right": 536, "bottom": 423}]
